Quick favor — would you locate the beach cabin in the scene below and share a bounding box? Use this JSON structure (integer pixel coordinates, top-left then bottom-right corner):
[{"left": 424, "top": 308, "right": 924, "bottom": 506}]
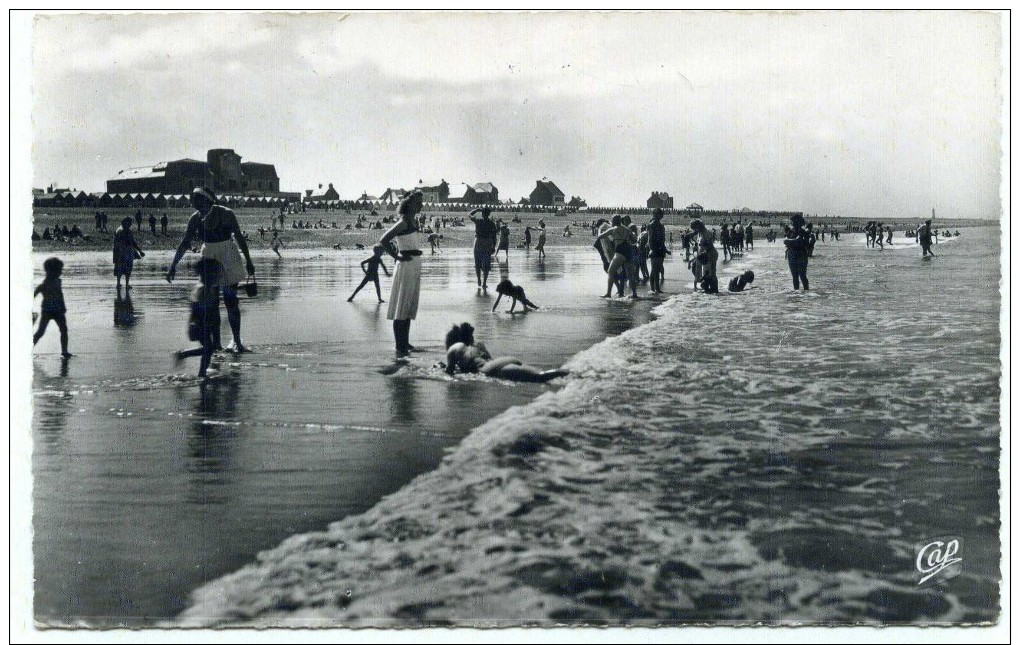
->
[
  {"left": 529, "top": 178, "right": 565, "bottom": 207},
  {"left": 685, "top": 202, "right": 704, "bottom": 213}
]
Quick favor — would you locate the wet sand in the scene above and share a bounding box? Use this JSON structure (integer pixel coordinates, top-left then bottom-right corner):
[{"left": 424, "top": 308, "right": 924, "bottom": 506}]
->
[{"left": 32, "top": 244, "right": 670, "bottom": 625}]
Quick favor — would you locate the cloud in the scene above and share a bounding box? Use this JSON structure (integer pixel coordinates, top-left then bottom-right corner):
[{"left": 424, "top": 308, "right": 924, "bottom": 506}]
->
[{"left": 30, "top": 11, "right": 1003, "bottom": 217}]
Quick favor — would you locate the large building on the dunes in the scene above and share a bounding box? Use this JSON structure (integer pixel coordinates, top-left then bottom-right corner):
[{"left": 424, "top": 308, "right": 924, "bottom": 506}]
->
[{"left": 107, "top": 149, "right": 281, "bottom": 195}]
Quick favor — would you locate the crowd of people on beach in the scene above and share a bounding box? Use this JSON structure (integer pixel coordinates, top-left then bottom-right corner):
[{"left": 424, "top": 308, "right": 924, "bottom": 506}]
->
[{"left": 34, "top": 186, "right": 956, "bottom": 379}]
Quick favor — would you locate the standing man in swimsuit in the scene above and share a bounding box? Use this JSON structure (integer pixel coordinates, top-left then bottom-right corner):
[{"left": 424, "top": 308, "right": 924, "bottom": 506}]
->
[{"left": 166, "top": 187, "right": 256, "bottom": 353}]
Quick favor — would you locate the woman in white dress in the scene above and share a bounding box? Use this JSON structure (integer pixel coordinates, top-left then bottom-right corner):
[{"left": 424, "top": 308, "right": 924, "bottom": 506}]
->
[{"left": 379, "top": 191, "right": 425, "bottom": 356}]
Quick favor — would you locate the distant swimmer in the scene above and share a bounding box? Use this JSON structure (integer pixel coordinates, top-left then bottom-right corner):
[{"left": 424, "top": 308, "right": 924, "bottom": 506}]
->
[
  {"left": 728, "top": 270, "right": 755, "bottom": 292},
  {"left": 348, "top": 244, "right": 390, "bottom": 303},
  {"left": 444, "top": 322, "right": 568, "bottom": 383},
  {"left": 784, "top": 214, "right": 811, "bottom": 290}
]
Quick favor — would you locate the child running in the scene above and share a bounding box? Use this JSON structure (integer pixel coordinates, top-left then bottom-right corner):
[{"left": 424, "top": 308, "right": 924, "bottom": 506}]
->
[
  {"left": 34, "top": 257, "right": 72, "bottom": 357},
  {"left": 271, "top": 231, "right": 285, "bottom": 258},
  {"left": 347, "top": 244, "right": 390, "bottom": 303},
  {"left": 175, "top": 258, "right": 222, "bottom": 377}
]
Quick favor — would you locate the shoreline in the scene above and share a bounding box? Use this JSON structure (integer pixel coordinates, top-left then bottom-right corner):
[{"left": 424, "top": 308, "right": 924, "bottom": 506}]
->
[{"left": 29, "top": 207, "right": 996, "bottom": 254}]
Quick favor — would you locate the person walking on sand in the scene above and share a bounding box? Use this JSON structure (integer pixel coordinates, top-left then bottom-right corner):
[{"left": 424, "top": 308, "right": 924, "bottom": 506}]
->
[
  {"left": 148, "top": 213, "right": 158, "bottom": 236},
  {"left": 166, "top": 187, "right": 256, "bottom": 353},
  {"left": 33, "top": 257, "right": 72, "bottom": 357},
  {"left": 134, "top": 209, "right": 143, "bottom": 231},
  {"left": 160, "top": 212, "right": 169, "bottom": 236},
  {"left": 380, "top": 191, "right": 425, "bottom": 356},
  {"left": 524, "top": 225, "right": 532, "bottom": 250},
  {"left": 468, "top": 207, "right": 498, "bottom": 288},
  {"left": 113, "top": 217, "right": 145, "bottom": 292},
  {"left": 784, "top": 213, "right": 811, "bottom": 290},
  {"left": 348, "top": 244, "right": 390, "bottom": 303}
]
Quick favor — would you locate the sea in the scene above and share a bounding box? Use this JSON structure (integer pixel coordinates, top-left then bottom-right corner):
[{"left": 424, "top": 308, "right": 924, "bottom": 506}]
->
[{"left": 30, "top": 228, "right": 1001, "bottom": 626}]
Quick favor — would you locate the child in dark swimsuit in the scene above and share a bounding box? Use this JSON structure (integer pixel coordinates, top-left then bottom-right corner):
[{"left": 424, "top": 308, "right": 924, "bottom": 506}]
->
[
  {"left": 175, "top": 258, "right": 222, "bottom": 377},
  {"left": 728, "top": 270, "right": 755, "bottom": 292},
  {"left": 348, "top": 245, "right": 390, "bottom": 303},
  {"left": 493, "top": 279, "right": 539, "bottom": 312},
  {"left": 34, "top": 257, "right": 72, "bottom": 357}
]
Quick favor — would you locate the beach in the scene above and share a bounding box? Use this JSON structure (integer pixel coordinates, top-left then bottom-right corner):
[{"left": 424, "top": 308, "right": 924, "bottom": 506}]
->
[
  {"left": 31, "top": 227, "right": 1000, "bottom": 626},
  {"left": 32, "top": 243, "right": 659, "bottom": 625}
]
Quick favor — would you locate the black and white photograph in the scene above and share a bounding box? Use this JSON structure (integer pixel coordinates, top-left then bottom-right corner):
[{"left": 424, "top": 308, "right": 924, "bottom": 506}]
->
[{"left": 12, "top": 8, "right": 1008, "bottom": 637}]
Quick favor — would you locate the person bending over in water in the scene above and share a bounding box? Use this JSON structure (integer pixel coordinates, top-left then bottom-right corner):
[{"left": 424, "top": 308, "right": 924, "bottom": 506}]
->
[
  {"left": 175, "top": 258, "right": 222, "bottom": 377},
  {"left": 444, "top": 322, "right": 568, "bottom": 383},
  {"left": 492, "top": 279, "right": 539, "bottom": 313},
  {"left": 728, "top": 270, "right": 755, "bottom": 292},
  {"left": 690, "top": 219, "right": 718, "bottom": 293}
]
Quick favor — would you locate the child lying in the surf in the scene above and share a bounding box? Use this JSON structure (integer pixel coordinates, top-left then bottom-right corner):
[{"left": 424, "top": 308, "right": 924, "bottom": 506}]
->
[
  {"left": 444, "top": 322, "right": 567, "bottom": 383},
  {"left": 728, "top": 270, "right": 755, "bottom": 292},
  {"left": 492, "top": 279, "right": 539, "bottom": 312}
]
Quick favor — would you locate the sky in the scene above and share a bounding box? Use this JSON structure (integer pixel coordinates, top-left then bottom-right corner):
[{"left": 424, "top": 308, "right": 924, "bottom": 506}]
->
[{"left": 29, "top": 10, "right": 1004, "bottom": 218}]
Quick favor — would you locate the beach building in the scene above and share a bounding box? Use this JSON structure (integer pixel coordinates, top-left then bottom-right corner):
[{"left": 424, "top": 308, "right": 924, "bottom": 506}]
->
[
  {"left": 685, "top": 202, "right": 704, "bottom": 212},
  {"left": 446, "top": 182, "right": 473, "bottom": 203},
  {"left": 529, "top": 178, "right": 565, "bottom": 207},
  {"left": 107, "top": 148, "right": 282, "bottom": 196},
  {"left": 471, "top": 182, "right": 500, "bottom": 204},
  {"left": 304, "top": 183, "right": 340, "bottom": 204},
  {"left": 567, "top": 196, "right": 587, "bottom": 209},
  {"left": 647, "top": 191, "right": 674, "bottom": 209},
  {"left": 379, "top": 188, "right": 409, "bottom": 205},
  {"left": 416, "top": 179, "right": 450, "bottom": 203}
]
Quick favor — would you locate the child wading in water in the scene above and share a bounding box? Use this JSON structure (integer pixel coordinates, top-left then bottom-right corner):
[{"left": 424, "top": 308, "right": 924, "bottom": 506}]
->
[
  {"left": 113, "top": 217, "right": 145, "bottom": 292},
  {"left": 34, "top": 257, "right": 72, "bottom": 357},
  {"left": 175, "top": 258, "right": 222, "bottom": 377},
  {"left": 348, "top": 244, "right": 390, "bottom": 303}
]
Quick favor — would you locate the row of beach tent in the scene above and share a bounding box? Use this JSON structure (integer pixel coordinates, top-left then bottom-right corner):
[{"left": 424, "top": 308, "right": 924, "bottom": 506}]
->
[{"left": 33, "top": 191, "right": 291, "bottom": 208}]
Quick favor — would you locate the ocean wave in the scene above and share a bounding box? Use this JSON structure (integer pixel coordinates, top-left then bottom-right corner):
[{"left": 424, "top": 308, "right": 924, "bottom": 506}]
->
[{"left": 176, "top": 246, "right": 999, "bottom": 626}]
